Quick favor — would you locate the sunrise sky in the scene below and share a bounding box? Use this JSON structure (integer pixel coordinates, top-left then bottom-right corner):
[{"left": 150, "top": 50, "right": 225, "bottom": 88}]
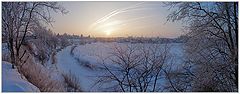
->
[{"left": 50, "top": 1, "right": 183, "bottom": 38}]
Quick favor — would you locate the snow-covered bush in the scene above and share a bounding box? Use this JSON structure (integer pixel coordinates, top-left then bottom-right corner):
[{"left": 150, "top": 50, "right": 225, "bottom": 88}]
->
[
  {"left": 74, "top": 57, "right": 94, "bottom": 70},
  {"left": 2, "top": 43, "right": 10, "bottom": 62},
  {"left": 18, "top": 46, "right": 65, "bottom": 92},
  {"left": 62, "top": 71, "right": 82, "bottom": 92},
  {"left": 2, "top": 53, "right": 10, "bottom": 62},
  {"left": 32, "top": 26, "right": 59, "bottom": 66},
  {"left": 19, "top": 60, "right": 65, "bottom": 91},
  {"left": 70, "top": 45, "right": 78, "bottom": 56},
  {"left": 51, "top": 51, "right": 57, "bottom": 65},
  {"left": 57, "top": 33, "right": 72, "bottom": 49}
]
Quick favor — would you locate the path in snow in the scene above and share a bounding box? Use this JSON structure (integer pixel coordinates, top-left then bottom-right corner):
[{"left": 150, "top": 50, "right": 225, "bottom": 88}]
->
[{"left": 55, "top": 46, "right": 100, "bottom": 91}]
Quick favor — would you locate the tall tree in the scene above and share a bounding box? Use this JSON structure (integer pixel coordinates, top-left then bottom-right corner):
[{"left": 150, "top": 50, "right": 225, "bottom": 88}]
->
[
  {"left": 166, "top": 2, "right": 238, "bottom": 91},
  {"left": 2, "top": 2, "right": 67, "bottom": 68}
]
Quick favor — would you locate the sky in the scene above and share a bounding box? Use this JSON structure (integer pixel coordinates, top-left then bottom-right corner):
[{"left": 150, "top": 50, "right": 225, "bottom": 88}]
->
[{"left": 50, "top": 1, "right": 183, "bottom": 38}]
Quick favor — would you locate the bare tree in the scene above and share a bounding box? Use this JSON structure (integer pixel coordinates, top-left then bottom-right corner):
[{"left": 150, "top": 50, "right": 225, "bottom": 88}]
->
[
  {"left": 32, "top": 25, "right": 60, "bottom": 66},
  {"left": 166, "top": 2, "right": 238, "bottom": 91},
  {"left": 2, "top": 2, "right": 67, "bottom": 68},
  {"left": 94, "top": 43, "right": 172, "bottom": 92}
]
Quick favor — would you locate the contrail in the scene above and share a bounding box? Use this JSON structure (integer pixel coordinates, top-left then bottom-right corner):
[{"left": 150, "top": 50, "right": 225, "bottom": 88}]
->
[
  {"left": 93, "top": 15, "right": 156, "bottom": 31},
  {"left": 94, "top": 2, "right": 145, "bottom": 24},
  {"left": 115, "top": 15, "right": 158, "bottom": 28},
  {"left": 90, "top": 2, "right": 146, "bottom": 29},
  {"left": 121, "top": 15, "right": 156, "bottom": 24}
]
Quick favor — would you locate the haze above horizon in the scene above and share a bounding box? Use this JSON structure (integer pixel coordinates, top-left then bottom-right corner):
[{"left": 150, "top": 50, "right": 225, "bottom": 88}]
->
[{"left": 50, "top": 1, "right": 184, "bottom": 38}]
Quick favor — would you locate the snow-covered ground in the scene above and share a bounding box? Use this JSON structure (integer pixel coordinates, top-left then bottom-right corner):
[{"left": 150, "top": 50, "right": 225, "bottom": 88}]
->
[
  {"left": 56, "top": 45, "right": 102, "bottom": 91},
  {"left": 2, "top": 61, "right": 40, "bottom": 92},
  {"left": 55, "top": 42, "right": 184, "bottom": 91},
  {"left": 1, "top": 42, "right": 184, "bottom": 92}
]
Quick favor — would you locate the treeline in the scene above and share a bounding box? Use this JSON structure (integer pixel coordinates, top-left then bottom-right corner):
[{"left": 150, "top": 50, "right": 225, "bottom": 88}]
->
[
  {"left": 77, "top": 35, "right": 188, "bottom": 44},
  {"left": 116, "top": 36, "right": 187, "bottom": 44}
]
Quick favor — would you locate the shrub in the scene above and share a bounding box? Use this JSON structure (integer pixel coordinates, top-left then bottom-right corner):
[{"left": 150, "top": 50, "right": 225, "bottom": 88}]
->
[{"left": 62, "top": 71, "right": 82, "bottom": 92}]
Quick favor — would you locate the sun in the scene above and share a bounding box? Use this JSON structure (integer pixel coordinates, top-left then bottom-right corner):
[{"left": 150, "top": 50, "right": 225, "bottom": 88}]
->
[
  {"left": 104, "top": 29, "right": 112, "bottom": 36},
  {"left": 90, "top": 20, "right": 121, "bottom": 37}
]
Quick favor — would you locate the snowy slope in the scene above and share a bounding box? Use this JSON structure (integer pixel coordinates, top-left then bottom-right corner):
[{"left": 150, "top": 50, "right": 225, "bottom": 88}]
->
[{"left": 2, "top": 61, "right": 40, "bottom": 92}]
